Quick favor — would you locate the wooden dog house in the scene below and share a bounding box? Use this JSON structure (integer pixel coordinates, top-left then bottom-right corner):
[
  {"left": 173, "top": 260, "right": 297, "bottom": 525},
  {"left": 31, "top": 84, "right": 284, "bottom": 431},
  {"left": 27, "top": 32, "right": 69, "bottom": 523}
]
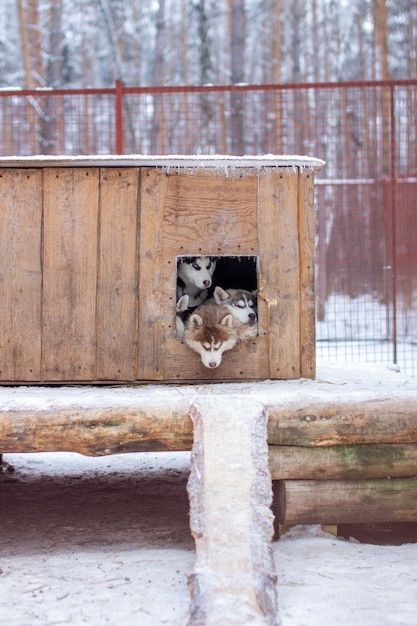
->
[{"left": 0, "top": 155, "right": 324, "bottom": 384}]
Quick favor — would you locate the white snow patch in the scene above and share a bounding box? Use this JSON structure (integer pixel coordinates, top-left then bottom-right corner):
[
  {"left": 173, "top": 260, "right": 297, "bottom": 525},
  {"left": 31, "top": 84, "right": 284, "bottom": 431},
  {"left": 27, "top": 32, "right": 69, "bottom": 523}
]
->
[
  {"left": 0, "top": 363, "right": 415, "bottom": 413},
  {"left": 0, "top": 153, "right": 326, "bottom": 171}
]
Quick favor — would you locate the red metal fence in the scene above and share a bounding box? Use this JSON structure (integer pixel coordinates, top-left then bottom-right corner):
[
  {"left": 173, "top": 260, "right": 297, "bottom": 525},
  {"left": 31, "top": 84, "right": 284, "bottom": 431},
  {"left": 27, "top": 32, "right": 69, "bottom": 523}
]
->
[{"left": 1, "top": 80, "right": 416, "bottom": 375}]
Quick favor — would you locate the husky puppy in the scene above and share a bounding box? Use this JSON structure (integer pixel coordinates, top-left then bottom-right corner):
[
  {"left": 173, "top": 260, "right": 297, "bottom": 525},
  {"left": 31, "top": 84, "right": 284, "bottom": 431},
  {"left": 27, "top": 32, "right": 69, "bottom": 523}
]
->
[
  {"left": 176, "top": 294, "right": 191, "bottom": 338},
  {"left": 210, "top": 286, "right": 257, "bottom": 323},
  {"left": 177, "top": 256, "right": 217, "bottom": 307},
  {"left": 184, "top": 304, "right": 238, "bottom": 369}
]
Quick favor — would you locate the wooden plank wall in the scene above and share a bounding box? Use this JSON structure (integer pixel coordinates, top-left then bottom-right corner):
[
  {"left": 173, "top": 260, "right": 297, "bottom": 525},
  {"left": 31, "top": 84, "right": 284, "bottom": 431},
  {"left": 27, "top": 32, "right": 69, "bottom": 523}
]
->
[
  {"left": 157, "top": 168, "right": 267, "bottom": 381},
  {"left": 0, "top": 166, "right": 315, "bottom": 383},
  {"left": 0, "top": 169, "right": 42, "bottom": 380}
]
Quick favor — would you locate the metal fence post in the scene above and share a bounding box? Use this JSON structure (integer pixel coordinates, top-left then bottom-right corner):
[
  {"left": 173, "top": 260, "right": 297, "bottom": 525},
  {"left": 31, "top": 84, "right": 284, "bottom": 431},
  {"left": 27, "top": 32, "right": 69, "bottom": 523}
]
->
[
  {"left": 390, "top": 83, "right": 397, "bottom": 365},
  {"left": 115, "top": 79, "right": 124, "bottom": 154}
]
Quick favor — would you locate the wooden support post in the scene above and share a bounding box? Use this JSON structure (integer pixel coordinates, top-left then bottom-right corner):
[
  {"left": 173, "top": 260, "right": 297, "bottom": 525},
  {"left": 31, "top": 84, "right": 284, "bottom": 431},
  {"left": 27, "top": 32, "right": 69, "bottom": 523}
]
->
[{"left": 187, "top": 397, "right": 278, "bottom": 626}]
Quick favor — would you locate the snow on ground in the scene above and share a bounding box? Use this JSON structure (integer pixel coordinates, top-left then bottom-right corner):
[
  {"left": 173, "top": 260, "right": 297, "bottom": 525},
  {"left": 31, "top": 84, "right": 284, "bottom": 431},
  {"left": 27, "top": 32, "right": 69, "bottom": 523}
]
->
[
  {"left": 316, "top": 293, "right": 417, "bottom": 376},
  {"left": 1, "top": 364, "right": 417, "bottom": 625},
  {"left": 2, "top": 451, "right": 417, "bottom": 626}
]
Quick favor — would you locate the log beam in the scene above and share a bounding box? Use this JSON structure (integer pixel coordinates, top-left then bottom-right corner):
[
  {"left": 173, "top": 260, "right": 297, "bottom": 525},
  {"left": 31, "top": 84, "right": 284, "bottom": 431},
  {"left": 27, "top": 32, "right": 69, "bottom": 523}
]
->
[
  {"left": 267, "top": 398, "right": 417, "bottom": 446},
  {"left": 275, "top": 478, "right": 417, "bottom": 525},
  {"left": 269, "top": 443, "right": 417, "bottom": 480},
  {"left": 0, "top": 401, "right": 193, "bottom": 456},
  {"left": 187, "top": 397, "right": 278, "bottom": 626}
]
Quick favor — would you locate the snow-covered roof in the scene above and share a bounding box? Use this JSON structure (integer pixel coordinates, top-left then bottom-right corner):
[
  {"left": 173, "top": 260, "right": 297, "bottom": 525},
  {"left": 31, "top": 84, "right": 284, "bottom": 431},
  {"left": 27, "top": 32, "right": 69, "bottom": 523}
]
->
[{"left": 0, "top": 153, "right": 325, "bottom": 171}]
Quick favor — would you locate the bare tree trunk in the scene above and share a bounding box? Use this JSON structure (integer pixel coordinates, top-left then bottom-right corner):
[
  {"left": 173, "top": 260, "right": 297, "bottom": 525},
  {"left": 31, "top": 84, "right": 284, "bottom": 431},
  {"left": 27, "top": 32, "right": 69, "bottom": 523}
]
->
[
  {"left": 42, "top": 0, "right": 64, "bottom": 154},
  {"left": 372, "top": 0, "right": 390, "bottom": 80},
  {"left": 229, "top": 0, "right": 246, "bottom": 154},
  {"left": 18, "top": 0, "right": 44, "bottom": 88},
  {"left": 17, "top": 0, "right": 31, "bottom": 89},
  {"left": 372, "top": 0, "right": 391, "bottom": 179},
  {"left": 267, "top": 0, "right": 283, "bottom": 153},
  {"left": 98, "top": 0, "right": 124, "bottom": 81},
  {"left": 270, "top": 0, "right": 282, "bottom": 84},
  {"left": 17, "top": 0, "right": 44, "bottom": 153},
  {"left": 151, "top": 0, "right": 166, "bottom": 153}
]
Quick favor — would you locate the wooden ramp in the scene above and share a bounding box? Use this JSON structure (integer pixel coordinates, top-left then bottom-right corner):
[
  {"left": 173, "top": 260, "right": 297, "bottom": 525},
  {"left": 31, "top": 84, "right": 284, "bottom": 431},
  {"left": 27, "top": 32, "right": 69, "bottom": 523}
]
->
[{"left": 187, "top": 397, "right": 278, "bottom": 626}]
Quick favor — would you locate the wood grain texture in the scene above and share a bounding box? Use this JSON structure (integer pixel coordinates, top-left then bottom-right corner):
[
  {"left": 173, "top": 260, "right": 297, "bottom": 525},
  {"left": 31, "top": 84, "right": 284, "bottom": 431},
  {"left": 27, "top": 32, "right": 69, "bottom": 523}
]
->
[
  {"left": 162, "top": 169, "right": 258, "bottom": 254},
  {"left": 0, "top": 163, "right": 316, "bottom": 383},
  {"left": 267, "top": 397, "right": 417, "bottom": 446},
  {"left": 275, "top": 478, "right": 417, "bottom": 524},
  {"left": 0, "top": 402, "right": 193, "bottom": 455},
  {"left": 269, "top": 443, "right": 417, "bottom": 480},
  {"left": 188, "top": 397, "right": 278, "bottom": 625},
  {"left": 136, "top": 168, "right": 168, "bottom": 379},
  {"left": 298, "top": 170, "right": 316, "bottom": 378},
  {"left": 96, "top": 168, "right": 139, "bottom": 380},
  {"left": 258, "top": 168, "right": 301, "bottom": 378},
  {"left": 42, "top": 168, "right": 99, "bottom": 381},
  {"left": 0, "top": 169, "right": 42, "bottom": 380},
  {"left": 161, "top": 169, "right": 270, "bottom": 382}
]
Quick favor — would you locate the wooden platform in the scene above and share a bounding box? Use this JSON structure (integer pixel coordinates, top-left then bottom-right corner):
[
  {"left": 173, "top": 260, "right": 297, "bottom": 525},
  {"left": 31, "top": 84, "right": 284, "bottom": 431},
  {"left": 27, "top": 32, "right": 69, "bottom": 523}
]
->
[
  {"left": 1, "top": 364, "right": 416, "bottom": 624},
  {"left": 1, "top": 364, "right": 416, "bottom": 506}
]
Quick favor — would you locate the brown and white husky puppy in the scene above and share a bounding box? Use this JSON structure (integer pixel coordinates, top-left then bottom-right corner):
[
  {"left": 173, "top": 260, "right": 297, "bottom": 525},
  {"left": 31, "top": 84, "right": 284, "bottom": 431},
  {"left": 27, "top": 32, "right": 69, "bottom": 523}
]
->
[
  {"left": 176, "top": 256, "right": 217, "bottom": 307},
  {"left": 184, "top": 304, "right": 238, "bottom": 368}
]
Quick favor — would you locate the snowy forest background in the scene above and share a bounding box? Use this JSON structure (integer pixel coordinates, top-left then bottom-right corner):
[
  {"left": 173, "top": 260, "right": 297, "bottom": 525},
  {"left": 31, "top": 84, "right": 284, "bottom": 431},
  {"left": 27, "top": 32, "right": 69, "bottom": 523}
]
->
[{"left": 0, "top": 0, "right": 416, "bottom": 90}]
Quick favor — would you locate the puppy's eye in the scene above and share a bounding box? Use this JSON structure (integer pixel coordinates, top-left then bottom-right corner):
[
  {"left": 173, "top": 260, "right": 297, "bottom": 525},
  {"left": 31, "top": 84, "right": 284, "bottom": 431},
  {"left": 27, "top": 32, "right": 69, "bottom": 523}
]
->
[
  {"left": 233, "top": 301, "right": 245, "bottom": 308},
  {"left": 206, "top": 262, "right": 212, "bottom": 269},
  {"left": 192, "top": 263, "right": 201, "bottom": 270},
  {"left": 203, "top": 344, "right": 211, "bottom": 351}
]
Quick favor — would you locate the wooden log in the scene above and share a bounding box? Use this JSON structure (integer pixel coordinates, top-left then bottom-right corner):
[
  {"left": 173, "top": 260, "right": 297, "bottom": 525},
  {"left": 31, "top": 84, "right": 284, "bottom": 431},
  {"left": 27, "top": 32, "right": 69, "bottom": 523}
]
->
[
  {"left": 267, "top": 397, "right": 417, "bottom": 446},
  {"left": 187, "top": 397, "right": 278, "bottom": 626},
  {"left": 0, "top": 400, "right": 193, "bottom": 456},
  {"left": 269, "top": 443, "right": 417, "bottom": 480},
  {"left": 275, "top": 478, "right": 417, "bottom": 525}
]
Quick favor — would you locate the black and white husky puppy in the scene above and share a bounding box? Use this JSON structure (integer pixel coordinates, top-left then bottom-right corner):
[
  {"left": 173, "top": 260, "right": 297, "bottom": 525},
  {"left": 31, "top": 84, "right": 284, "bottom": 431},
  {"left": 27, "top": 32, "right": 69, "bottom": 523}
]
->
[{"left": 176, "top": 256, "right": 217, "bottom": 307}]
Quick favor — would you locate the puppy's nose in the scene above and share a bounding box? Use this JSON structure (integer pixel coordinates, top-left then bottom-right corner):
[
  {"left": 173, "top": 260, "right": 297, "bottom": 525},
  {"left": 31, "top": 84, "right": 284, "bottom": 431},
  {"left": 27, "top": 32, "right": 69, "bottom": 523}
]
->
[
  {"left": 208, "top": 361, "right": 218, "bottom": 368},
  {"left": 203, "top": 279, "right": 211, "bottom": 287},
  {"left": 249, "top": 312, "right": 256, "bottom": 321}
]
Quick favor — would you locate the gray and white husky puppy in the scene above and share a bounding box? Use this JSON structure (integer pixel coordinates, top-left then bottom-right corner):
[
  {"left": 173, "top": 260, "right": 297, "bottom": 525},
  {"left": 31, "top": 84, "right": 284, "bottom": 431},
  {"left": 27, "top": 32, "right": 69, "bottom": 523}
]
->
[{"left": 208, "top": 285, "right": 258, "bottom": 339}]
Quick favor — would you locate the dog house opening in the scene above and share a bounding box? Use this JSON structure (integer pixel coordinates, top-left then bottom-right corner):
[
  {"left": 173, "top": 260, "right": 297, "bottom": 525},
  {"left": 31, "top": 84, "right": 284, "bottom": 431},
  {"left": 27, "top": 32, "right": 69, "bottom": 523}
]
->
[{"left": 175, "top": 255, "right": 258, "bottom": 339}]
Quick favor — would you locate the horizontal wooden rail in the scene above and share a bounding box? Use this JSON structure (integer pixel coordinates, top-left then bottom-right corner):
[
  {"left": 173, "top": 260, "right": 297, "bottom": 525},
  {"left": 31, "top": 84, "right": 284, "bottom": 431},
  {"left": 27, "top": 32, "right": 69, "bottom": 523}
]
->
[
  {"left": 0, "top": 365, "right": 416, "bottom": 454},
  {"left": 275, "top": 478, "right": 417, "bottom": 525}
]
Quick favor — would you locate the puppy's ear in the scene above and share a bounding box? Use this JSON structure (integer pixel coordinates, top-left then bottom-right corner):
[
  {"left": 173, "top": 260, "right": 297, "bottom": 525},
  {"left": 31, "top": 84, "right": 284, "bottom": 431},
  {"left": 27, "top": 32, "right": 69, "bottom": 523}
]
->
[
  {"left": 214, "top": 286, "right": 229, "bottom": 302},
  {"left": 251, "top": 289, "right": 258, "bottom": 298},
  {"left": 176, "top": 294, "right": 189, "bottom": 312},
  {"left": 188, "top": 313, "right": 203, "bottom": 329},
  {"left": 220, "top": 313, "right": 233, "bottom": 328}
]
